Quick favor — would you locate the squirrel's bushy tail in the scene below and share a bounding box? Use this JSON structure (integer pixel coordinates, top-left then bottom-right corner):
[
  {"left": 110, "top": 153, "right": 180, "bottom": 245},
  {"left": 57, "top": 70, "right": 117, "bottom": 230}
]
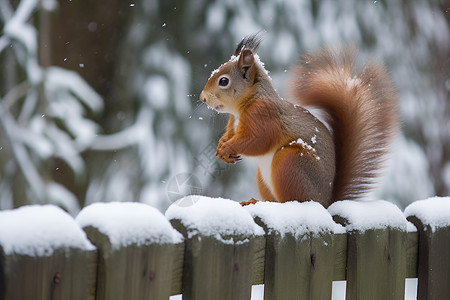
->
[{"left": 290, "top": 47, "right": 398, "bottom": 202}]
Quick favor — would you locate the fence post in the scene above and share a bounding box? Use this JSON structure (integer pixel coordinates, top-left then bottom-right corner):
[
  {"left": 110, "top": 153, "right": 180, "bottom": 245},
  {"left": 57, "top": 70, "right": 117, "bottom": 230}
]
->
[
  {"left": 170, "top": 240, "right": 186, "bottom": 295},
  {"left": 245, "top": 201, "right": 337, "bottom": 300},
  {"left": 405, "top": 197, "right": 450, "bottom": 300},
  {"left": 405, "top": 228, "right": 419, "bottom": 279},
  {"left": 76, "top": 202, "right": 183, "bottom": 300},
  {"left": 329, "top": 200, "right": 407, "bottom": 300},
  {"left": 166, "top": 196, "right": 263, "bottom": 300},
  {"left": 250, "top": 233, "right": 266, "bottom": 285},
  {"left": 0, "top": 205, "right": 97, "bottom": 300},
  {"left": 332, "top": 231, "right": 348, "bottom": 281}
]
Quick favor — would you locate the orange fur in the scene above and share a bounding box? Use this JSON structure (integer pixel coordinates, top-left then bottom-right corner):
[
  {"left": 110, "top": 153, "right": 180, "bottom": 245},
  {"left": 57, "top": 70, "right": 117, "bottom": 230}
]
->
[
  {"left": 255, "top": 168, "right": 277, "bottom": 202},
  {"left": 216, "top": 99, "right": 282, "bottom": 163}
]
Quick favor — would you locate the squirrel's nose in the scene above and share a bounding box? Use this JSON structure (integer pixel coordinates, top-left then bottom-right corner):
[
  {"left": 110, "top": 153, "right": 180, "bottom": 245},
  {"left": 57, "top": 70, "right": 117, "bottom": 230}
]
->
[{"left": 200, "top": 91, "right": 207, "bottom": 103}]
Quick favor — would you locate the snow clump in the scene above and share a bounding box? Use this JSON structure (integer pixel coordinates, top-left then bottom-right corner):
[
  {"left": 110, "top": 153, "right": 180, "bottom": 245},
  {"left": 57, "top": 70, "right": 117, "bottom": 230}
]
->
[
  {"left": 0, "top": 205, "right": 94, "bottom": 256},
  {"left": 76, "top": 202, "right": 183, "bottom": 249}
]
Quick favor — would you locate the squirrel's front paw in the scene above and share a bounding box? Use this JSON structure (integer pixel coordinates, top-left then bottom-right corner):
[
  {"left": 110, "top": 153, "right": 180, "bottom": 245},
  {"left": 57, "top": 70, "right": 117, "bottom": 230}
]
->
[
  {"left": 216, "top": 144, "right": 241, "bottom": 164},
  {"left": 218, "top": 137, "right": 228, "bottom": 149}
]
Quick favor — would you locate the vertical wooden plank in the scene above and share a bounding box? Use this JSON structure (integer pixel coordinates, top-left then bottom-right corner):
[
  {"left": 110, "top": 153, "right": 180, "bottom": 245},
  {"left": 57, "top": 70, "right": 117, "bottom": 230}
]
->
[
  {"left": 332, "top": 232, "right": 347, "bottom": 281},
  {"left": 53, "top": 248, "right": 98, "bottom": 300},
  {"left": 170, "top": 241, "right": 185, "bottom": 295},
  {"left": 263, "top": 232, "right": 301, "bottom": 300},
  {"left": 308, "top": 231, "right": 335, "bottom": 299},
  {"left": 0, "top": 250, "right": 4, "bottom": 300},
  {"left": 0, "top": 205, "right": 98, "bottom": 300},
  {"left": 0, "top": 248, "right": 97, "bottom": 300},
  {"left": 262, "top": 230, "right": 334, "bottom": 300},
  {"left": 244, "top": 201, "right": 338, "bottom": 300},
  {"left": 171, "top": 219, "right": 253, "bottom": 300},
  {"left": 407, "top": 216, "right": 450, "bottom": 300},
  {"left": 83, "top": 225, "right": 178, "bottom": 300},
  {"left": 329, "top": 200, "right": 409, "bottom": 300},
  {"left": 405, "top": 230, "right": 419, "bottom": 278},
  {"left": 251, "top": 234, "right": 266, "bottom": 285},
  {"left": 343, "top": 228, "right": 406, "bottom": 300}
]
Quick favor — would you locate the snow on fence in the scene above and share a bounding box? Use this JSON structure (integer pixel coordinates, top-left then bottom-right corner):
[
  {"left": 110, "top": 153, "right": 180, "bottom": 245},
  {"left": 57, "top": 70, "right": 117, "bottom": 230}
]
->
[{"left": 0, "top": 196, "right": 449, "bottom": 300}]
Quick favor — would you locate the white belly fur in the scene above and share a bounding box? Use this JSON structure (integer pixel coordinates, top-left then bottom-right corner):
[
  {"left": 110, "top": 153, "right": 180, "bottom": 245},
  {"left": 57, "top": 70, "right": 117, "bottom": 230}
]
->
[
  {"left": 234, "top": 116, "right": 275, "bottom": 194},
  {"left": 254, "top": 150, "right": 276, "bottom": 194}
]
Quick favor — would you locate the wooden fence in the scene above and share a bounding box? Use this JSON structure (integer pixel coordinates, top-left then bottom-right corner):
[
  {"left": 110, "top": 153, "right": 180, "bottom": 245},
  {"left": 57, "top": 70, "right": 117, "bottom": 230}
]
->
[{"left": 0, "top": 197, "right": 449, "bottom": 300}]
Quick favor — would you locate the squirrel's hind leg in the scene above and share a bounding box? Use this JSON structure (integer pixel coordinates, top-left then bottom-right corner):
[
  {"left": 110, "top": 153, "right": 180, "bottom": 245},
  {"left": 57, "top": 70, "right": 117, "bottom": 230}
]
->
[
  {"left": 240, "top": 168, "right": 278, "bottom": 206},
  {"left": 271, "top": 147, "right": 323, "bottom": 204},
  {"left": 256, "top": 167, "right": 278, "bottom": 202}
]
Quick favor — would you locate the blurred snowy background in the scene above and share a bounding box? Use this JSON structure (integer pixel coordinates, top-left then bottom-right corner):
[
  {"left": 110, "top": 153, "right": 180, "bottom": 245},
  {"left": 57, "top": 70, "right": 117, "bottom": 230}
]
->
[{"left": 0, "top": 0, "right": 449, "bottom": 214}]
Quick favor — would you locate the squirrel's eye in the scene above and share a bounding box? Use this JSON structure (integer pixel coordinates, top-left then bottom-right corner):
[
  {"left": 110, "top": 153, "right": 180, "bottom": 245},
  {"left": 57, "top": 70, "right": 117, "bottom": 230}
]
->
[{"left": 218, "top": 77, "right": 229, "bottom": 87}]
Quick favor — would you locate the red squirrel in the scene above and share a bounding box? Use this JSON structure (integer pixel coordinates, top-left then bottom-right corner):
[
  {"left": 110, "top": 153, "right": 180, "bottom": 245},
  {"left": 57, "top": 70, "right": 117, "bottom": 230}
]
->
[{"left": 199, "top": 34, "right": 398, "bottom": 207}]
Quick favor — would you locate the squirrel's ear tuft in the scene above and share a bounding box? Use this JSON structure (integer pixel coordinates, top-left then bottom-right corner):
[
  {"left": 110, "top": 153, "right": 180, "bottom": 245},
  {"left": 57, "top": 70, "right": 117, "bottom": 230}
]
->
[{"left": 234, "top": 32, "right": 263, "bottom": 56}]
